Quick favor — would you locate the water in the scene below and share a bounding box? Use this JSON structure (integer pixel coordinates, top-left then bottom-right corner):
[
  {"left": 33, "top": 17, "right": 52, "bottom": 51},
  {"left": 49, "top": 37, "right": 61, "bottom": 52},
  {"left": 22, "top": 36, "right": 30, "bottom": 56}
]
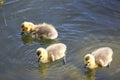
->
[{"left": 0, "top": 0, "right": 120, "bottom": 80}]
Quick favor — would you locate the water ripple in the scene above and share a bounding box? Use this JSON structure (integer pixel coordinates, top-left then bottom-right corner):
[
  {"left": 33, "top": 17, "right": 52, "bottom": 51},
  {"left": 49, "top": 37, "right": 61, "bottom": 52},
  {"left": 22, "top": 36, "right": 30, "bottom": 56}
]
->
[
  {"left": 1, "top": 0, "right": 120, "bottom": 80},
  {"left": 5, "top": 0, "right": 20, "bottom": 5}
]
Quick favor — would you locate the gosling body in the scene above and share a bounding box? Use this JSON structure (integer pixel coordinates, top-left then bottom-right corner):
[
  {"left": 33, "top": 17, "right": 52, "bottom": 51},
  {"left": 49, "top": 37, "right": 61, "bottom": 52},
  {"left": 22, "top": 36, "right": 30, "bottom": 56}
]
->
[
  {"left": 36, "top": 43, "right": 67, "bottom": 64},
  {"left": 84, "top": 47, "right": 113, "bottom": 69},
  {"left": 21, "top": 21, "right": 58, "bottom": 39}
]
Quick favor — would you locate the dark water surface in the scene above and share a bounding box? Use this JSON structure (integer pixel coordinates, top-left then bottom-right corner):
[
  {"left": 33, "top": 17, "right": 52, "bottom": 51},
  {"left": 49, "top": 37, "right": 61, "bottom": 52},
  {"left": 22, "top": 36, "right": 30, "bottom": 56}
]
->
[{"left": 0, "top": 0, "right": 120, "bottom": 80}]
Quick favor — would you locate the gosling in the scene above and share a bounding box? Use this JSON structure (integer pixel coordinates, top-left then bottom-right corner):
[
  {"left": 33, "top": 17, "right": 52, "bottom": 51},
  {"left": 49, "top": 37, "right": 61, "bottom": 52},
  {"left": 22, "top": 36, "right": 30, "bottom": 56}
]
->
[
  {"left": 84, "top": 47, "right": 113, "bottom": 69},
  {"left": 21, "top": 21, "right": 58, "bottom": 39},
  {"left": 36, "top": 43, "right": 67, "bottom": 64}
]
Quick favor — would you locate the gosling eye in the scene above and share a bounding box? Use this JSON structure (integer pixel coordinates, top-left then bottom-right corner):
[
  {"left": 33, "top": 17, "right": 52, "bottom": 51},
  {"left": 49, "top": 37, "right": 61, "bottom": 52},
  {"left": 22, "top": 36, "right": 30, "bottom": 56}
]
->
[
  {"left": 25, "top": 27, "right": 28, "bottom": 30},
  {"left": 87, "top": 62, "right": 90, "bottom": 64},
  {"left": 40, "top": 56, "right": 42, "bottom": 58},
  {"left": 22, "top": 27, "right": 28, "bottom": 32}
]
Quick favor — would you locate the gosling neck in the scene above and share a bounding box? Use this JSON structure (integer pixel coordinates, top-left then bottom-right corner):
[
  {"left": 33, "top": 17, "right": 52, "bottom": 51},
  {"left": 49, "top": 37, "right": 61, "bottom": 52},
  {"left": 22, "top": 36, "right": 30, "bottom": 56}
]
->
[
  {"left": 41, "top": 51, "right": 49, "bottom": 63},
  {"left": 90, "top": 57, "right": 98, "bottom": 69}
]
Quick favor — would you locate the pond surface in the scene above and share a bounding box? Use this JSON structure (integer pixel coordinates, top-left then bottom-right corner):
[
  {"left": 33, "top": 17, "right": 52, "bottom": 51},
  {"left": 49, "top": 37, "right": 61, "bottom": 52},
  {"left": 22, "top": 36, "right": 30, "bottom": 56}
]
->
[{"left": 0, "top": 0, "right": 120, "bottom": 80}]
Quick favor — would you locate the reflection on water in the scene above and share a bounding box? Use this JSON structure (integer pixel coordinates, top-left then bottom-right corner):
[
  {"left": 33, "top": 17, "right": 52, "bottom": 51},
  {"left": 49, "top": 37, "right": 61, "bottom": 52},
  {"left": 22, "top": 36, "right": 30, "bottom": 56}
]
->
[
  {"left": 21, "top": 34, "right": 34, "bottom": 44},
  {"left": 21, "top": 34, "right": 59, "bottom": 45},
  {"left": 0, "top": 0, "right": 3, "bottom": 6},
  {"left": 0, "top": 0, "right": 120, "bottom": 80},
  {"left": 84, "top": 69, "right": 96, "bottom": 80},
  {"left": 38, "top": 63, "right": 49, "bottom": 77},
  {"left": 38, "top": 64, "right": 83, "bottom": 80}
]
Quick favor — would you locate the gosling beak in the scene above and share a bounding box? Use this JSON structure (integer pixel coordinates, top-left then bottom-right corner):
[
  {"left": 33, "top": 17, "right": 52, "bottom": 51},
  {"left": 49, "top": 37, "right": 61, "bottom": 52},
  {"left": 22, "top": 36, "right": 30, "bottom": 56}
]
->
[
  {"left": 37, "top": 55, "right": 42, "bottom": 62},
  {"left": 38, "top": 58, "right": 40, "bottom": 62},
  {"left": 84, "top": 64, "right": 87, "bottom": 68},
  {"left": 21, "top": 32, "right": 24, "bottom": 35}
]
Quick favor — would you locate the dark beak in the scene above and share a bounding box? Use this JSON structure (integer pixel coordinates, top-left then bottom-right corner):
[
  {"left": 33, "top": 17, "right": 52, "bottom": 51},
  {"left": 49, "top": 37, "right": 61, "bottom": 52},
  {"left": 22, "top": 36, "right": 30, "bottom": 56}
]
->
[
  {"left": 84, "top": 64, "right": 87, "bottom": 68},
  {"left": 38, "top": 58, "right": 40, "bottom": 62},
  {"left": 21, "top": 32, "right": 24, "bottom": 35}
]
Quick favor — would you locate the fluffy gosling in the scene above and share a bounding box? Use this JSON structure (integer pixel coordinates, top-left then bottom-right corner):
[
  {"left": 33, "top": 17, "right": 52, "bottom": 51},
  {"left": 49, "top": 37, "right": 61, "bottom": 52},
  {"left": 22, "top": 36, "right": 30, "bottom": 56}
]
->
[
  {"left": 36, "top": 43, "right": 67, "bottom": 64},
  {"left": 84, "top": 47, "right": 113, "bottom": 69},
  {"left": 21, "top": 21, "right": 58, "bottom": 39}
]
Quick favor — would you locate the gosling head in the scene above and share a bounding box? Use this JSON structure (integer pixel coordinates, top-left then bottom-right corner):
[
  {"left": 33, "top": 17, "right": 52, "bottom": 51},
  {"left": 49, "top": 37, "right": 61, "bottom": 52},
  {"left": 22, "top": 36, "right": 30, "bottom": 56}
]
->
[
  {"left": 84, "top": 54, "right": 97, "bottom": 69},
  {"left": 36, "top": 48, "right": 48, "bottom": 63},
  {"left": 21, "top": 21, "right": 35, "bottom": 35}
]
